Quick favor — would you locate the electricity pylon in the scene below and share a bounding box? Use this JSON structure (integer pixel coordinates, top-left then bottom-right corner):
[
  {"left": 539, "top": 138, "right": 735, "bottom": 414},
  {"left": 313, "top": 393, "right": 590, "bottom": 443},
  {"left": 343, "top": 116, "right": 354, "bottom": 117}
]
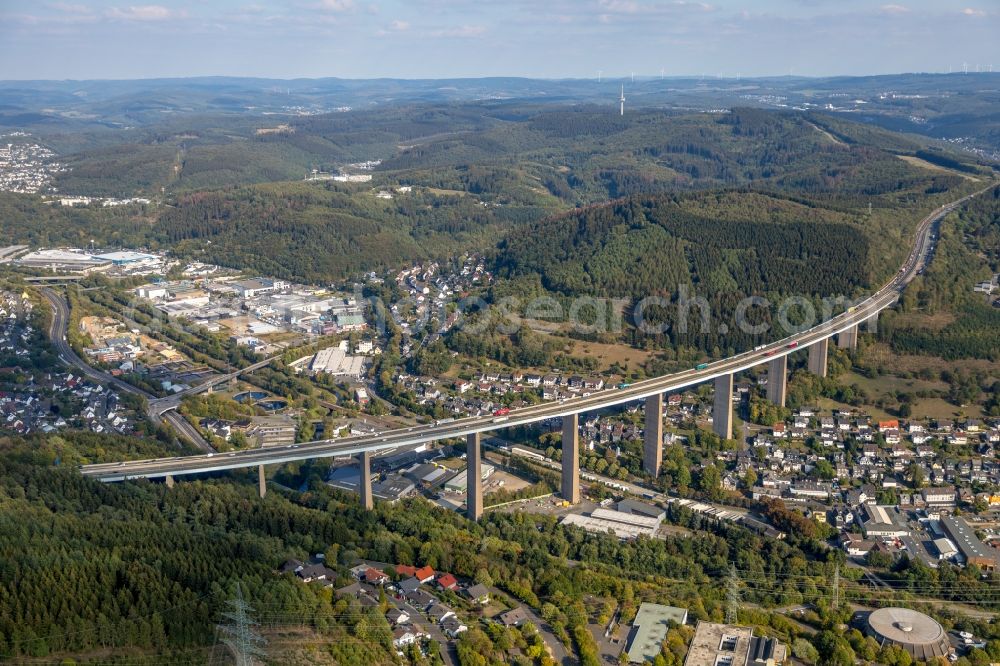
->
[{"left": 218, "top": 583, "right": 266, "bottom": 666}]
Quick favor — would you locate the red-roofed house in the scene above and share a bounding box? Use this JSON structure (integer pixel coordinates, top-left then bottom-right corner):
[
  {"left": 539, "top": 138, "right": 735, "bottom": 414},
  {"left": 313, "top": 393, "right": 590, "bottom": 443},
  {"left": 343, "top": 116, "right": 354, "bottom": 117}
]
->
[
  {"left": 364, "top": 568, "right": 389, "bottom": 585},
  {"left": 436, "top": 573, "right": 458, "bottom": 591},
  {"left": 415, "top": 566, "right": 435, "bottom": 584},
  {"left": 395, "top": 564, "right": 418, "bottom": 578}
]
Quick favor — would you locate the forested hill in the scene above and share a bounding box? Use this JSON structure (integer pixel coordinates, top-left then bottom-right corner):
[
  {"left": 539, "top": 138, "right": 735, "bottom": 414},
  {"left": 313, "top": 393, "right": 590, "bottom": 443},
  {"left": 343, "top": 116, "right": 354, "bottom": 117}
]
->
[
  {"left": 0, "top": 105, "right": 988, "bottom": 285},
  {"left": 488, "top": 185, "right": 993, "bottom": 357},
  {"left": 151, "top": 182, "right": 549, "bottom": 283},
  {"left": 42, "top": 104, "right": 981, "bottom": 201},
  {"left": 497, "top": 191, "right": 871, "bottom": 299}
]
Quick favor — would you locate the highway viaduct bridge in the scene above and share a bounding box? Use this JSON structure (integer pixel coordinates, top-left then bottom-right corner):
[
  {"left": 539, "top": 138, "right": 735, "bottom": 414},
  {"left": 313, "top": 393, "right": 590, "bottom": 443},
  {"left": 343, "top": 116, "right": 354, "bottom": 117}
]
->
[{"left": 79, "top": 187, "right": 991, "bottom": 521}]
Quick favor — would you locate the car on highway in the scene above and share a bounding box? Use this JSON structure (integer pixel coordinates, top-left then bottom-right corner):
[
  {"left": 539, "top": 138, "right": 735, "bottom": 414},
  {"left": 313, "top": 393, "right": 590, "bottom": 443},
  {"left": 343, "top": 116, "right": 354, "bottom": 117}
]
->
[
  {"left": 493, "top": 407, "right": 511, "bottom": 417},
  {"left": 616, "top": 382, "right": 631, "bottom": 389},
  {"left": 695, "top": 363, "right": 709, "bottom": 370},
  {"left": 787, "top": 341, "right": 799, "bottom": 349}
]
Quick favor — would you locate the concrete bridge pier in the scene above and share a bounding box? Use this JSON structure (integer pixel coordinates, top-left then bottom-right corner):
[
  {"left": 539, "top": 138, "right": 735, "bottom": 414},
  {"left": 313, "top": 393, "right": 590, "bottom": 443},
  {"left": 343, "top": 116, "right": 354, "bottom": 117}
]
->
[
  {"left": 561, "top": 413, "right": 581, "bottom": 504},
  {"left": 258, "top": 465, "right": 266, "bottom": 499},
  {"left": 713, "top": 374, "right": 734, "bottom": 440},
  {"left": 467, "top": 433, "right": 482, "bottom": 521},
  {"left": 866, "top": 313, "right": 878, "bottom": 334},
  {"left": 766, "top": 356, "right": 787, "bottom": 407},
  {"left": 165, "top": 474, "right": 175, "bottom": 489},
  {"left": 643, "top": 394, "right": 663, "bottom": 477},
  {"left": 808, "top": 338, "right": 829, "bottom": 377},
  {"left": 837, "top": 325, "right": 858, "bottom": 350},
  {"left": 359, "top": 450, "right": 373, "bottom": 510}
]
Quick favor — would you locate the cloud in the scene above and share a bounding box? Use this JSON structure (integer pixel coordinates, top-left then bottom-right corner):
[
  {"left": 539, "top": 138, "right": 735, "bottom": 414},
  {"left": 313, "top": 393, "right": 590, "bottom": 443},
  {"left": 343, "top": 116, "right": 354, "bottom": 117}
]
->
[
  {"left": 596, "top": 0, "right": 712, "bottom": 14},
  {"left": 317, "top": 0, "right": 356, "bottom": 10},
  {"left": 105, "top": 5, "right": 179, "bottom": 21},
  {"left": 598, "top": 0, "right": 641, "bottom": 12},
  {"left": 879, "top": 4, "right": 909, "bottom": 14},
  {"left": 429, "top": 24, "right": 485, "bottom": 37},
  {"left": 375, "top": 19, "right": 409, "bottom": 36},
  {"left": 960, "top": 7, "right": 986, "bottom": 16},
  {"left": 47, "top": 2, "right": 92, "bottom": 14}
]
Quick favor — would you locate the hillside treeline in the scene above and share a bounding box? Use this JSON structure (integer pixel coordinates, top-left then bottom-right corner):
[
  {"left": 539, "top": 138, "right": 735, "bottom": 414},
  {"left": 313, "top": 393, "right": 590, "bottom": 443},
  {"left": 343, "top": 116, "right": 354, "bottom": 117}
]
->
[{"left": 881, "top": 186, "right": 1000, "bottom": 360}]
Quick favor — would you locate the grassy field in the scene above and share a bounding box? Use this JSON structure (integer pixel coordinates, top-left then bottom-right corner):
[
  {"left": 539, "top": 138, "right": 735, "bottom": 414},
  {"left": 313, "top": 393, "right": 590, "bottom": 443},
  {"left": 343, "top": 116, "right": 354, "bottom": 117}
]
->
[
  {"left": 908, "top": 397, "right": 982, "bottom": 420},
  {"left": 884, "top": 311, "right": 957, "bottom": 331},
  {"left": 814, "top": 396, "right": 893, "bottom": 421},
  {"left": 561, "top": 338, "right": 656, "bottom": 374},
  {"left": 839, "top": 370, "right": 948, "bottom": 396},
  {"left": 862, "top": 342, "right": 1000, "bottom": 374},
  {"left": 897, "top": 154, "right": 983, "bottom": 181},
  {"left": 833, "top": 367, "right": 984, "bottom": 420}
]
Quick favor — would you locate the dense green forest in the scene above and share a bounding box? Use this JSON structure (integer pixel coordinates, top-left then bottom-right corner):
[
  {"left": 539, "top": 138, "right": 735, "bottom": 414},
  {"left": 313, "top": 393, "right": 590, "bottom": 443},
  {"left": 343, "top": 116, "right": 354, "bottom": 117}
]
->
[
  {"left": 4, "top": 432, "right": 1000, "bottom": 664},
  {"left": 46, "top": 103, "right": 985, "bottom": 201},
  {"left": 2, "top": 105, "right": 986, "bottom": 291},
  {"left": 48, "top": 103, "right": 511, "bottom": 196},
  {"left": 881, "top": 185, "right": 1000, "bottom": 359},
  {"left": 152, "top": 182, "right": 547, "bottom": 282},
  {"left": 483, "top": 179, "right": 985, "bottom": 361},
  {"left": 499, "top": 191, "right": 871, "bottom": 298}
]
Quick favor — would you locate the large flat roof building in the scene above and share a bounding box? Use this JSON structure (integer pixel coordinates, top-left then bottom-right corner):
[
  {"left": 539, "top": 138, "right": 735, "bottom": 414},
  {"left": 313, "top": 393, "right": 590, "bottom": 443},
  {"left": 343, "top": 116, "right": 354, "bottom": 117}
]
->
[
  {"left": 373, "top": 474, "right": 416, "bottom": 502},
  {"left": 561, "top": 508, "right": 660, "bottom": 540},
  {"left": 940, "top": 514, "right": 1000, "bottom": 571},
  {"left": 94, "top": 251, "right": 158, "bottom": 265},
  {"left": 247, "top": 415, "right": 296, "bottom": 448},
  {"left": 310, "top": 347, "right": 366, "bottom": 379},
  {"left": 861, "top": 504, "right": 909, "bottom": 538},
  {"left": 685, "top": 622, "right": 785, "bottom": 666},
  {"left": 625, "top": 603, "right": 688, "bottom": 663},
  {"left": 443, "top": 463, "right": 494, "bottom": 492},
  {"left": 618, "top": 499, "right": 666, "bottom": 522},
  {"left": 16, "top": 249, "right": 111, "bottom": 273}
]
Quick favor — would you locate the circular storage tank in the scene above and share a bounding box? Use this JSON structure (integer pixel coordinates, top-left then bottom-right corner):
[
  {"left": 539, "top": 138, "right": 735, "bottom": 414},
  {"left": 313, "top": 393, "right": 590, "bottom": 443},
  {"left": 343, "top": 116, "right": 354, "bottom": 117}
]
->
[
  {"left": 865, "top": 607, "right": 950, "bottom": 661},
  {"left": 234, "top": 391, "right": 268, "bottom": 404}
]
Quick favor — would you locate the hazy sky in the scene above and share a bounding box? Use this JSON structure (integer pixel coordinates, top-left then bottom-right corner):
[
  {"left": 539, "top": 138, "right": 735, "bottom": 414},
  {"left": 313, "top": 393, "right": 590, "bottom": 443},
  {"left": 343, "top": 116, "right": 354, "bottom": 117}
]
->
[{"left": 1, "top": 0, "right": 997, "bottom": 80}]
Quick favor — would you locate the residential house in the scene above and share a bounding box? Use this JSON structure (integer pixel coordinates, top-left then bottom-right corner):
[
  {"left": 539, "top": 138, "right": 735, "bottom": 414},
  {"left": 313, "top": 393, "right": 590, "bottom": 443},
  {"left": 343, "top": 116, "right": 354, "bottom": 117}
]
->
[
  {"left": 463, "top": 583, "right": 490, "bottom": 604},
  {"left": 499, "top": 607, "right": 530, "bottom": 627},
  {"left": 436, "top": 573, "right": 458, "bottom": 591}
]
